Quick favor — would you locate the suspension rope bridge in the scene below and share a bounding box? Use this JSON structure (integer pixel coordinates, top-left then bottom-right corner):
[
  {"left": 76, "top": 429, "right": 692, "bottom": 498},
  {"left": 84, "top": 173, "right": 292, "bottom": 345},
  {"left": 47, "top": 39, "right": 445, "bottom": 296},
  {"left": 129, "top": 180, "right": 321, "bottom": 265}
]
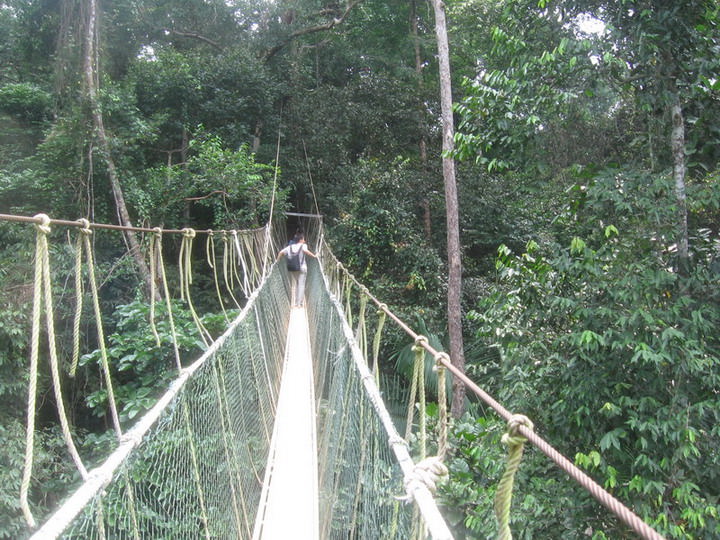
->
[{"left": 0, "top": 211, "right": 665, "bottom": 540}]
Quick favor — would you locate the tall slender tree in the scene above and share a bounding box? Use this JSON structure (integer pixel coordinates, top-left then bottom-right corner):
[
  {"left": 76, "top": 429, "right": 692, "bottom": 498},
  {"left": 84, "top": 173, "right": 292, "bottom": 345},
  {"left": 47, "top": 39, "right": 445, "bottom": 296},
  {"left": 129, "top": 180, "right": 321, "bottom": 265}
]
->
[
  {"left": 82, "top": 0, "right": 152, "bottom": 294},
  {"left": 431, "top": 0, "right": 466, "bottom": 417}
]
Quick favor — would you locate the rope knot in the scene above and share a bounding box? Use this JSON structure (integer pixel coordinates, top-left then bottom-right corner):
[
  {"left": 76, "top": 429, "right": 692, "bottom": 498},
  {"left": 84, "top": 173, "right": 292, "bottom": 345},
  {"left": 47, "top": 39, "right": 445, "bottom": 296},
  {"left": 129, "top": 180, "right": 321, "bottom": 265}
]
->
[
  {"left": 77, "top": 218, "right": 92, "bottom": 235},
  {"left": 502, "top": 414, "right": 534, "bottom": 448},
  {"left": 413, "top": 335, "right": 429, "bottom": 352},
  {"left": 182, "top": 227, "right": 196, "bottom": 239},
  {"left": 152, "top": 227, "right": 163, "bottom": 237},
  {"left": 434, "top": 351, "right": 450, "bottom": 371},
  {"left": 404, "top": 456, "right": 448, "bottom": 496},
  {"left": 34, "top": 213, "right": 51, "bottom": 235}
]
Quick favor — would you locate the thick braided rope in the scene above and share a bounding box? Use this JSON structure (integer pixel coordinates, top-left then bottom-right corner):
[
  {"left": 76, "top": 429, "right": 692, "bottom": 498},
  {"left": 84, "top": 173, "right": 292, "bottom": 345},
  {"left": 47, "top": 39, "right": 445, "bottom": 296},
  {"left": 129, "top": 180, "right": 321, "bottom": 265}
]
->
[
  {"left": 79, "top": 220, "right": 122, "bottom": 436},
  {"left": 207, "top": 232, "right": 230, "bottom": 321},
  {"left": 70, "top": 229, "right": 84, "bottom": 377},
  {"left": 356, "top": 292, "right": 368, "bottom": 359},
  {"left": 404, "top": 336, "right": 422, "bottom": 442},
  {"left": 180, "top": 228, "right": 211, "bottom": 346},
  {"left": 372, "top": 304, "right": 387, "bottom": 384},
  {"left": 494, "top": 414, "right": 534, "bottom": 540},
  {"left": 43, "top": 225, "right": 88, "bottom": 481},
  {"left": 434, "top": 352, "right": 449, "bottom": 459},
  {"left": 221, "top": 232, "right": 241, "bottom": 309},
  {"left": 149, "top": 233, "right": 161, "bottom": 348},
  {"left": 21, "top": 215, "right": 89, "bottom": 529},
  {"left": 232, "top": 230, "right": 251, "bottom": 296},
  {"left": 20, "top": 215, "right": 49, "bottom": 527},
  {"left": 412, "top": 335, "right": 428, "bottom": 459},
  {"left": 153, "top": 228, "right": 182, "bottom": 371}
]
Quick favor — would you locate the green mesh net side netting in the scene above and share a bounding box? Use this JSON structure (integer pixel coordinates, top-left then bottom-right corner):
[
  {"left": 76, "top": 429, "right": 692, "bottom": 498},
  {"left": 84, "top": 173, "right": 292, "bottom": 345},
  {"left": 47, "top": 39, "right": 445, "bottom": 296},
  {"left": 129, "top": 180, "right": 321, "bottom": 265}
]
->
[
  {"left": 48, "top": 265, "right": 290, "bottom": 539},
  {"left": 36, "top": 236, "right": 450, "bottom": 539},
  {"left": 307, "top": 258, "right": 416, "bottom": 539}
]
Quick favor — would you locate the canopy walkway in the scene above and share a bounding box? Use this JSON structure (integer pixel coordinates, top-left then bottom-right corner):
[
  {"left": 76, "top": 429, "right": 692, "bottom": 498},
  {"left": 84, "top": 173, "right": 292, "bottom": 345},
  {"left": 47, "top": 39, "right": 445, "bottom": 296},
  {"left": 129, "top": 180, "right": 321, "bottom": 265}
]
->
[{"left": 1, "top": 212, "right": 665, "bottom": 540}]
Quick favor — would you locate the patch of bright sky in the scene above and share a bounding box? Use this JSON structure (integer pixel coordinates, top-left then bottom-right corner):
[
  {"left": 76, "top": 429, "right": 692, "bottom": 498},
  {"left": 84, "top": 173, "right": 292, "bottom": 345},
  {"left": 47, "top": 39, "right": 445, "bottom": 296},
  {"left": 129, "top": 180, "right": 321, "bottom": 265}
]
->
[{"left": 575, "top": 13, "right": 606, "bottom": 36}]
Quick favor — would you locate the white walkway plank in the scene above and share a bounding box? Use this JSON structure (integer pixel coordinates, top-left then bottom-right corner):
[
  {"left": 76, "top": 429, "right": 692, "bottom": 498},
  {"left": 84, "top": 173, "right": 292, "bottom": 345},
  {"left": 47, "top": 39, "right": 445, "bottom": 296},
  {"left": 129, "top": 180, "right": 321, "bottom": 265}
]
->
[{"left": 253, "top": 307, "right": 319, "bottom": 540}]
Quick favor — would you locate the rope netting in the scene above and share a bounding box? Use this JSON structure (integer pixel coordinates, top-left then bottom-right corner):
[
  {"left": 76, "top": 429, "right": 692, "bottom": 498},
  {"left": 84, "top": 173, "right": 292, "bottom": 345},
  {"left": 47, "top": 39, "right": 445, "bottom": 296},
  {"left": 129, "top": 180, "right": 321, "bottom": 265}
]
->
[
  {"left": 37, "top": 265, "right": 289, "bottom": 538},
  {"left": 9, "top": 212, "right": 452, "bottom": 540}
]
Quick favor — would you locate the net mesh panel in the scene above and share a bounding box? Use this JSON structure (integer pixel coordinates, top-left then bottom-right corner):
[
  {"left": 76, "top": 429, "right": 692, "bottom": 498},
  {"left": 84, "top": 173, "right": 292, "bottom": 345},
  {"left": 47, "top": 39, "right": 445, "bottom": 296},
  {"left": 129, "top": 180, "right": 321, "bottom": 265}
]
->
[
  {"left": 61, "top": 266, "right": 290, "bottom": 539},
  {"left": 50, "top": 222, "right": 436, "bottom": 539},
  {"left": 306, "top": 258, "right": 415, "bottom": 539}
]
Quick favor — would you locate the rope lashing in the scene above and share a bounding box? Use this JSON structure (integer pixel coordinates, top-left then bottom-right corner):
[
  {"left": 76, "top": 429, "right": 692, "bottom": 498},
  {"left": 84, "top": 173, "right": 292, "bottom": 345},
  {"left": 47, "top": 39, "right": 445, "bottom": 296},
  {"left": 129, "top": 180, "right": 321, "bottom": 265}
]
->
[
  {"left": 434, "top": 352, "right": 450, "bottom": 459},
  {"left": 400, "top": 456, "right": 449, "bottom": 502},
  {"left": 494, "top": 414, "right": 534, "bottom": 540}
]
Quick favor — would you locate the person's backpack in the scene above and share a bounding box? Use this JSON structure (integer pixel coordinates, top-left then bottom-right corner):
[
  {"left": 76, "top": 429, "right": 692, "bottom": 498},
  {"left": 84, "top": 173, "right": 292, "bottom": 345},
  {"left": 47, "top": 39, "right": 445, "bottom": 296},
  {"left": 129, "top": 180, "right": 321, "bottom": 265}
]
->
[{"left": 286, "top": 244, "right": 303, "bottom": 271}]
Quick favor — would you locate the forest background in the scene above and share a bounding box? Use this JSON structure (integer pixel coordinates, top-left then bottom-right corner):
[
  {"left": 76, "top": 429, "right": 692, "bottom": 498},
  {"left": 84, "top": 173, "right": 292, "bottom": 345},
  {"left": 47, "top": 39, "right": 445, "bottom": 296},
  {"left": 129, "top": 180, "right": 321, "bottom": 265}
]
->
[{"left": 0, "top": 0, "right": 719, "bottom": 538}]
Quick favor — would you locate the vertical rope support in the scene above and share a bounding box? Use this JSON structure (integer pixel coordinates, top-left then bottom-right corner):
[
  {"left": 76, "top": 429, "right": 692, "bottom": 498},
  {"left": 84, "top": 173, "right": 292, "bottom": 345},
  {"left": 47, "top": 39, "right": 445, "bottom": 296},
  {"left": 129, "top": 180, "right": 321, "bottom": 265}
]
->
[
  {"left": 206, "top": 232, "right": 229, "bottom": 322},
  {"left": 415, "top": 339, "right": 427, "bottom": 461},
  {"left": 70, "top": 230, "right": 84, "bottom": 377},
  {"left": 20, "top": 215, "right": 50, "bottom": 527},
  {"left": 404, "top": 336, "right": 422, "bottom": 443},
  {"left": 180, "top": 228, "right": 211, "bottom": 347},
  {"left": 79, "top": 220, "right": 122, "bottom": 437},
  {"left": 230, "top": 231, "right": 245, "bottom": 294},
  {"left": 149, "top": 233, "right": 161, "bottom": 348},
  {"left": 434, "top": 352, "right": 450, "bottom": 460},
  {"left": 232, "top": 230, "right": 249, "bottom": 296},
  {"left": 153, "top": 228, "right": 182, "bottom": 371},
  {"left": 22, "top": 215, "right": 89, "bottom": 527},
  {"left": 372, "top": 304, "right": 387, "bottom": 385},
  {"left": 221, "top": 231, "right": 241, "bottom": 309},
  {"left": 77, "top": 220, "right": 140, "bottom": 538},
  {"left": 355, "top": 292, "right": 368, "bottom": 360},
  {"left": 494, "top": 414, "right": 534, "bottom": 540},
  {"left": 344, "top": 277, "right": 353, "bottom": 329}
]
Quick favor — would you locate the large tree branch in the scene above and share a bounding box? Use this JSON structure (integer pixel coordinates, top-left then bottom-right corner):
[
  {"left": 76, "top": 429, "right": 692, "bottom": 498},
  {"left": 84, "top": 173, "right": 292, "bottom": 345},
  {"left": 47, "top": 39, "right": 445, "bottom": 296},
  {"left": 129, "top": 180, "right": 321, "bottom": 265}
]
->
[
  {"left": 262, "top": 0, "right": 364, "bottom": 61},
  {"left": 169, "top": 29, "right": 223, "bottom": 51}
]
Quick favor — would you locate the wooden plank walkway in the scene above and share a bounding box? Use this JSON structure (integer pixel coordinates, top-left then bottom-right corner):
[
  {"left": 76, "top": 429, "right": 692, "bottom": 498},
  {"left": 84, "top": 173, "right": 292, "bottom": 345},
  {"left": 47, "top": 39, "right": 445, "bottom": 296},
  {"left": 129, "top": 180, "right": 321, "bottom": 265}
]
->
[{"left": 252, "top": 306, "right": 319, "bottom": 540}]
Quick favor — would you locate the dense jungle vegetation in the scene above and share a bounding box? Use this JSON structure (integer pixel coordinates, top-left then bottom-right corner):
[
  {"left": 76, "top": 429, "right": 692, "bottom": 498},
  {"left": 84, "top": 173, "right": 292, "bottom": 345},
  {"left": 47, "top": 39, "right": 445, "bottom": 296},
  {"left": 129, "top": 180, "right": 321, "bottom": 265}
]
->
[{"left": 1, "top": 0, "right": 719, "bottom": 538}]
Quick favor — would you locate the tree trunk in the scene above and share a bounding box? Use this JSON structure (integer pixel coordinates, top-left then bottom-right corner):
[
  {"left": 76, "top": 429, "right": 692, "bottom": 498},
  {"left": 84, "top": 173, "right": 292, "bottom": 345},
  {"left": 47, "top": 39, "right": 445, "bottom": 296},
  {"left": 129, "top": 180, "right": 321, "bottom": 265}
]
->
[
  {"left": 411, "top": 0, "right": 433, "bottom": 242},
  {"left": 83, "top": 0, "right": 153, "bottom": 296},
  {"left": 431, "top": 0, "right": 466, "bottom": 417},
  {"left": 671, "top": 96, "right": 689, "bottom": 275}
]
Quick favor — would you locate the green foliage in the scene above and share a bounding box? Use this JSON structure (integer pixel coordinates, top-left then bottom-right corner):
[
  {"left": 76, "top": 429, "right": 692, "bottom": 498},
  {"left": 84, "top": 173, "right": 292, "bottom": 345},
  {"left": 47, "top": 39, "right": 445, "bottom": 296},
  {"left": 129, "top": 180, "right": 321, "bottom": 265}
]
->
[
  {"left": 79, "top": 300, "right": 236, "bottom": 427},
  {"left": 329, "top": 159, "right": 445, "bottom": 309},
  {"left": 0, "top": 83, "right": 52, "bottom": 122},
  {"left": 466, "top": 224, "right": 720, "bottom": 537},
  {"left": 131, "top": 132, "right": 282, "bottom": 229}
]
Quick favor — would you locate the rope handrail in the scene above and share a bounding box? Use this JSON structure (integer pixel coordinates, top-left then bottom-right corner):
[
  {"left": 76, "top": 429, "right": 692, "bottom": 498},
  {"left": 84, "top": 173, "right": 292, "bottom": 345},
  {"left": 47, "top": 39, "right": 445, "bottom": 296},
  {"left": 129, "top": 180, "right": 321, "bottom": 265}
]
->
[
  {"left": 0, "top": 212, "right": 266, "bottom": 236},
  {"left": 318, "top": 244, "right": 666, "bottom": 540}
]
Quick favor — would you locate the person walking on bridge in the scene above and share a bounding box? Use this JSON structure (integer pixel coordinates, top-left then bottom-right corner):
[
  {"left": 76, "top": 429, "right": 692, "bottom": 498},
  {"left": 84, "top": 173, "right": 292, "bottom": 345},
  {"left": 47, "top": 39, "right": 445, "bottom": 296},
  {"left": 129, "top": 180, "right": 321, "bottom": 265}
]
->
[{"left": 277, "top": 231, "right": 317, "bottom": 308}]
